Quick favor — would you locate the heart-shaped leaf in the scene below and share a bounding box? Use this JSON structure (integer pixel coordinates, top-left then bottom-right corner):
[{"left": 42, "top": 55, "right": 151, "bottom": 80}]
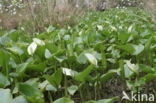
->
[{"left": 0, "top": 89, "right": 12, "bottom": 103}]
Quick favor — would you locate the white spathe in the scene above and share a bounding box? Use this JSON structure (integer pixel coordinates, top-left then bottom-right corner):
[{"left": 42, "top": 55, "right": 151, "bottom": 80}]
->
[
  {"left": 85, "top": 53, "right": 97, "bottom": 66},
  {"left": 27, "top": 42, "right": 37, "bottom": 55},
  {"left": 33, "top": 38, "right": 45, "bottom": 46}
]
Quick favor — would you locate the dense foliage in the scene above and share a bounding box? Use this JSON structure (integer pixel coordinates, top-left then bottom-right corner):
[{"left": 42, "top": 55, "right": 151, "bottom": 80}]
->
[{"left": 0, "top": 8, "right": 156, "bottom": 103}]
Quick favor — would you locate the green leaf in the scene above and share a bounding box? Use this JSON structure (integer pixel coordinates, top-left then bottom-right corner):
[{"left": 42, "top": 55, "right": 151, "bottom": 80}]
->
[
  {"left": 53, "top": 97, "right": 74, "bottom": 103},
  {"left": 119, "top": 44, "right": 144, "bottom": 55},
  {"left": 0, "top": 73, "right": 10, "bottom": 88},
  {"left": 100, "top": 70, "right": 119, "bottom": 83},
  {"left": 75, "top": 65, "right": 94, "bottom": 82},
  {"left": 118, "top": 33, "right": 131, "bottom": 43},
  {"left": 25, "top": 78, "right": 39, "bottom": 86},
  {"left": 124, "top": 64, "right": 134, "bottom": 78},
  {"left": 118, "top": 44, "right": 134, "bottom": 54},
  {"left": 45, "top": 49, "right": 52, "bottom": 59},
  {"left": 0, "top": 50, "right": 10, "bottom": 69},
  {"left": 132, "top": 44, "right": 144, "bottom": 55},
  {"left": 36, "top": 46, "right": 46, "bottom": 59},
  {"left": 44, "top": 69, "right": 62, "bottom": 88},
  {"left": 18, "top": 83, "right": 41, "bottom": 97},
  {"left": 18, "top": 83, "right": 44, "bottom": 103},
  {"left": 139, "top": 64, "right": 155, "bottom": 73},
  {"left": 63, "top": 35, "right": 70, "bottom": 41},
  {"left": 135, "top": 73, "right": 156, "bottom": 87},
  {"left": 77, "top": 53, "right": 87, "bottom": 64},
  {"left": 0, "top": 35, "right": 11, "bottom": 45},
  {"left": 13, "top": 96, "right": 28, "bottom": 103},
  {"left": 7, "top": 46, "right": 24, "bottom": 56},
  {"left": 16, "top": 62, "right": 29, "bottom": 77},
  {"left": 140, "top": 73, "right": 156, "bottom": 83},
  {"left": 27, "top": 63, "right": 45, "bottom": 72},
  {"left": 67, "top": 85, "right": 78, "bottom": 95},
  {"left": 0, "top": 89, "right": 12, "bottom": 103},
  {"left": 144, "top": 37, "right": 152, "bottom": 51},
  {"left": 46, "top": 84, "right": 57, "bottom": 91},
  {"left": 47, "top": 26, "right": 55, "bottom": 32},
  {"left": 98, "top": 97, "right": 118, "bottom": 103},
  {"left": 84, "top": 97, "right": 119, "bottom": 103},
  {"left": 8, "top": 30, "right": 19, "bottom": 42}
]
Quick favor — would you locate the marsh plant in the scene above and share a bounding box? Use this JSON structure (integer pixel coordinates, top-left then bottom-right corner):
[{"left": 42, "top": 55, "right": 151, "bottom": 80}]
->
[{"left": 0, "top": 7, "right": 156, "bottom": 103}]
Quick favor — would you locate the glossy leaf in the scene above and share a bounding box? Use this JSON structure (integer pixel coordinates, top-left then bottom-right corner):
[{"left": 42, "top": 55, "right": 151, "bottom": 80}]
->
[
  {"left": 132, "top": 44, "right": 144, "bottom": 55},
  {"left": 67, "top": 85, "right": 78, "bottom": 95},
  {"left": 0, "top": 73, "right": 10, "bottom": 88},
  {"left": 84, "top": 97, "right": 119, "bottom": 103},
  {"left": 100, "top": 69, "right": 119, "bottom": 82},
  {"left": 44, "top": 69, "right": 62, "bottom": 88},
  {"left": 0, "top": 89, "right": 12, "bottom": 103},
  {"left": 53, "top": 97, "right": 74, "bottom": 103},
  {"left": 75, "top": 65, "right": 94, "bottom": 82},
  {"left": 16, "top": 63, "right": 29, "bottom": 77},
  {"left": 13, "top": 96, "right": 28, "bottom": 103},
  {"left": 135, "top": 73, "right": 156, "bottom": 87},
  {"left": 45, "top": 49, "right": 52, "bottom": 59},
  {"left": 18, "top": 83, "right": 41, "bottom": 97}
]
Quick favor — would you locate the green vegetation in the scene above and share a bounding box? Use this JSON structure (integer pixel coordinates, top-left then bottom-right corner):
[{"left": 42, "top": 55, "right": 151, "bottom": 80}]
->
[{"left": 0, "top": 8, "right": 156, "bottom": 103}]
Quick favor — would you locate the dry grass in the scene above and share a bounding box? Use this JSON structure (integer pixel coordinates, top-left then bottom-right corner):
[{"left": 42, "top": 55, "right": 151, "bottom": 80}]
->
[
  {"left": 142, "top": 0, "right": 156, "bottom": 22},
  {"left": 21, "top": 0, "right": 86, "bottom": 32},
  {"left": 0, "top": 0, "right": 86, "bottom": 32},
  {"left": 1, "top": 0, "right": 155, "bottom": 32}
]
